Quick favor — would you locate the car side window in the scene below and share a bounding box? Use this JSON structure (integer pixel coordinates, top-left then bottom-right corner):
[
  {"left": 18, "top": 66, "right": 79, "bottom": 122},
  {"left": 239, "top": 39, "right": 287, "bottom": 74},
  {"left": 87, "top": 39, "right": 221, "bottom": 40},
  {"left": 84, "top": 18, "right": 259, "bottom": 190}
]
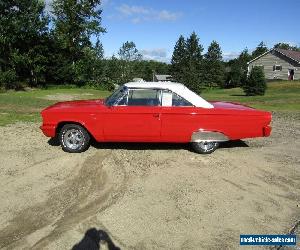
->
[
  {"left": 127, "top": 89, "right": 160, "bottom": 106},
  {"left": 116, "top": 94, "right": 128, "bottom": 105},
  {"left": 161, "top": 90, "right": 193, "bottom": 107},
  {"left": 172, "top": 92, "right": 193, "bottom": 106}
]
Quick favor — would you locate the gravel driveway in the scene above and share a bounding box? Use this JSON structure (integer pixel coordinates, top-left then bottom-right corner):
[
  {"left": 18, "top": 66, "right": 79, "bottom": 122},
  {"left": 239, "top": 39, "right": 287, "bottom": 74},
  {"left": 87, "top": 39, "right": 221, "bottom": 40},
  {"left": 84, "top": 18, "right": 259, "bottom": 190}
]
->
[{"left": 0, "top": 113, "right": 299, "bottom": 250}]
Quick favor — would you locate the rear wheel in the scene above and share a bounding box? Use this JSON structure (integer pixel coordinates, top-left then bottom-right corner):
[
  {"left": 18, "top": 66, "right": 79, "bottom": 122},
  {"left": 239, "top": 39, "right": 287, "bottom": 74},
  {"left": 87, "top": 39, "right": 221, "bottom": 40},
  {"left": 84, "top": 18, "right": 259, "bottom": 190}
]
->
[
  {"left": 191, "top": 141, "right": 219, "bottom": 154},
  {"left": 59, "top": 124, "right": 90, "bottom": 153}
]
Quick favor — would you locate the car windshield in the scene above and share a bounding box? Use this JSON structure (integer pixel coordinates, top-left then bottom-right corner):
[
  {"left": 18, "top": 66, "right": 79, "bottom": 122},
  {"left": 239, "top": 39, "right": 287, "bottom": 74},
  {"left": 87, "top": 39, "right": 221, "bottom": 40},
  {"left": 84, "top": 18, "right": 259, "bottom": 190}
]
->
[{"left": 105, "top": 86, "right": 127, "bottom": 106}]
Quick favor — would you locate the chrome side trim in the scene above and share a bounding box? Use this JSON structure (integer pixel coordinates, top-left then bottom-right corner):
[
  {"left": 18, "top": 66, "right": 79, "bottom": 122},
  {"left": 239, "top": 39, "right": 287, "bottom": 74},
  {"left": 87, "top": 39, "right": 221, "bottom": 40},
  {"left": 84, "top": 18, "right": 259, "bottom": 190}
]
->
[{"left": 191, "top": 130, "right": 229, "bottom": 142}]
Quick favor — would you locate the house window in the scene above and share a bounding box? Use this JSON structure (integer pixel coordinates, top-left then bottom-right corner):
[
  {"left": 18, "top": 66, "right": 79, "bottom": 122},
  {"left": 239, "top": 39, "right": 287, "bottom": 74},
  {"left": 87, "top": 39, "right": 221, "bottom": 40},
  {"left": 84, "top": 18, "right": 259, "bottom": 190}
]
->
[{"left": 273, "top": 65, "right": 282, "bottom": 71}]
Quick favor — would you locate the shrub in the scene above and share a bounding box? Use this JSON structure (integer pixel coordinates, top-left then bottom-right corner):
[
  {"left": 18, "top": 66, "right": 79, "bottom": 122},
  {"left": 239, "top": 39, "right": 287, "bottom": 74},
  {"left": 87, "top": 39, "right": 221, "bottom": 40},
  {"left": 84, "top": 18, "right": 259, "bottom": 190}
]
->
[
  {"left": 81, "top": 79, "right": 116, "bottom": 91},
  {"left": 100, "top": 80, "right": 116, "bottom": 91},
  {"left": 242, "top": 66, "right": 266, "bottom": 96},
  {"left": 0, "top": 69, "right": 25, "bottom": 90}
]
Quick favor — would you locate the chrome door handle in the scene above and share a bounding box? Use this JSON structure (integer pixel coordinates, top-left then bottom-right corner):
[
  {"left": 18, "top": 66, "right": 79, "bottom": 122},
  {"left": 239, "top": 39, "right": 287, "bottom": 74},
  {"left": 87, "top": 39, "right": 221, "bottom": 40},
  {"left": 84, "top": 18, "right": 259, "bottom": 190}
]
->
[{"left": 153, "top": 113, "right": 161, "bottom": 120}]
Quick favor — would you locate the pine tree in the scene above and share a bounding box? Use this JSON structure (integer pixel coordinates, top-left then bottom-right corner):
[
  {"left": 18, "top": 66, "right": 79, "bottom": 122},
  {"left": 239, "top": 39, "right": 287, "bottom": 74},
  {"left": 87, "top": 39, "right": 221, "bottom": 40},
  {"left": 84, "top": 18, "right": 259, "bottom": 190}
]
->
[
  {"left": 225, "top": 48, "right": 252, "bottom": 88},
  {"left": 242, "top": 66, "right": 266, "bottom": 96},
  {"left": 171, "top": 35, "right": 186, "bottom": 83},
  {"left": 238, "top": 48, "right": 252, "bottom": 85},
  {"left": 204, "top": 40, "right": 225, "bottom": 87},
  {"left": 186, "top": 32, "right": 203, "bottom": 68},
  {"left": 184, "top": 32, "right": 204, "bottom": 92},
  {"left": 238, "top": 48, "right": 252, "bottom": 67},
  {"left": 205, "top": 40, "right": 222, "bottom": 61},
  {"left": 225, "top": 59, "right": 242, "bottom": 88},
  {"left": 171, "top": 32, "right": 204, "bottom": 93},
  {"left": 252, "top": 41, "right": 268, "bottom": 59}
]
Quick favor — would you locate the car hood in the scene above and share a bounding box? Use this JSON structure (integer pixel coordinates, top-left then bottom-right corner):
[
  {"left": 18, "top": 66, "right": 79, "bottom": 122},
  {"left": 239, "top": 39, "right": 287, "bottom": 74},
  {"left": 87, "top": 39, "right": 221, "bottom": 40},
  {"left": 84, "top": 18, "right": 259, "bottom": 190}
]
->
[
  {"left": 210, "top": 101, "right": 255, "bottom": 110},
  {"left": 42, "top": 99, "right": 106, "bottom": 112}
]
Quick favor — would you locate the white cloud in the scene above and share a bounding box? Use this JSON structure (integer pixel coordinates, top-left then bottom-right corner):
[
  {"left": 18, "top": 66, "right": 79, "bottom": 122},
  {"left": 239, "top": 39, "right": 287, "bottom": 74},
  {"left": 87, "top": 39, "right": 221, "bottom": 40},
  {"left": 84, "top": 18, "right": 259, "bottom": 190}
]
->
[
  {"left": 141, "top": 48, "right": 170, "bottom": 63},
  {"left": 223, "top": 51, "right": 239, "bottom": 61},
  {"left": 101, "top": 0, "right": 111, "bottom": 7},
  {"left": 157, "top": 10, "right": 180, "bottom": 21},
  {"left": 117, "top": 4, "right": 150, "bottom": 15},
  {"left": 116, "top": 4, "right": 182, "bottom": 23}
]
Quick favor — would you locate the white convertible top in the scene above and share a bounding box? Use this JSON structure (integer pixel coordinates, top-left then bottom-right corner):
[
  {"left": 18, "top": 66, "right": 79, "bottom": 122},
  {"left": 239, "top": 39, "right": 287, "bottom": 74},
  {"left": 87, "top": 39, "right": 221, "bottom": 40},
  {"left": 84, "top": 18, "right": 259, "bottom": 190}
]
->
[{"left": 124, "top": 81, "right": 214, "bottom": 109}]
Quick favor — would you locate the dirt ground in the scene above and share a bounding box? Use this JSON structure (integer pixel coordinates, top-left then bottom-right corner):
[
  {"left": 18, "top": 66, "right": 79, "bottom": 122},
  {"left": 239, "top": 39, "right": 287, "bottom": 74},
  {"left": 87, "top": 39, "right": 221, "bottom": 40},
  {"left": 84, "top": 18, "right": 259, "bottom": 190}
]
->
[{"left": 0, "top": 112, "right": 299, "bottom": 250}]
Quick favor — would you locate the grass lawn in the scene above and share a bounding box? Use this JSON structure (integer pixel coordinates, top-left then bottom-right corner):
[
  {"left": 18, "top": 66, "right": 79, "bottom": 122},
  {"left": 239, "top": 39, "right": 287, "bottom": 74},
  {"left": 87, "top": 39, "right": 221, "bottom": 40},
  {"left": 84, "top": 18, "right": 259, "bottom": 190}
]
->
[
  {"left": 202, "top": 81, "right": 300, "bottom": 111},
  {"left": 0, "top": 88, "right": 110, "bottom": 126},
  {"left": 0, "top": 81, "right": 299, "bottom": 126}
]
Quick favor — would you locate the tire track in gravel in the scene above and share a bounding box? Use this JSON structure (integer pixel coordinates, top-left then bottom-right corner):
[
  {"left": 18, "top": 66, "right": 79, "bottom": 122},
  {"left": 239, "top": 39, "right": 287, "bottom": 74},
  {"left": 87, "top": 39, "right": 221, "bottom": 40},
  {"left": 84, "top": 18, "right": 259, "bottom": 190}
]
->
[{"left": 0, "top": 150, "right": 128, "bottom": 249}]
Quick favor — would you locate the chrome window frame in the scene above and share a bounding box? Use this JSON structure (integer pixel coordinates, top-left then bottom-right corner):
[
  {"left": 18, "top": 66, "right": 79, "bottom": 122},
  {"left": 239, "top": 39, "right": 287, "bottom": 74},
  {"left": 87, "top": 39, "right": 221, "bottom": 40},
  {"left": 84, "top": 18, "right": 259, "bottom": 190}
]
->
[
  {"left": 115, "top": 87, "right": 162, "bottom": 107},
  {"left": 160, "top": 89, "right": 194, "bottom": 107}
]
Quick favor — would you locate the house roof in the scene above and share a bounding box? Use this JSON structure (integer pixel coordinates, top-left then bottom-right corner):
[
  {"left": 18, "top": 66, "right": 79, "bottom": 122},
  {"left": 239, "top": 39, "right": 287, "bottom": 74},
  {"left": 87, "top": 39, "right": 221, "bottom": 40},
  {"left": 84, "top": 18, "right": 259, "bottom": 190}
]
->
[
  {"left": 124, "top": 81, "right": 214, "bottom": 108},
  {"left": 275, "top": 48, "right": 300, "bottom": 63},
  {"left": 248, "top": 48, "right": 300, "bottom": 64}
]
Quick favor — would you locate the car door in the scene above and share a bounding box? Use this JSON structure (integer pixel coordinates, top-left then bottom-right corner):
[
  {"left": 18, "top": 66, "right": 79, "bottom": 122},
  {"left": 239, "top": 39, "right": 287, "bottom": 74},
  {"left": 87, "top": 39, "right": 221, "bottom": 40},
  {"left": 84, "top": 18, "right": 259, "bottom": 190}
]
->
[
  {"left": 160, "top": 90, "right": 200, "bottom": 142},
  {"left": 103, "top": 88, "right": 162, "bottom": 142}
]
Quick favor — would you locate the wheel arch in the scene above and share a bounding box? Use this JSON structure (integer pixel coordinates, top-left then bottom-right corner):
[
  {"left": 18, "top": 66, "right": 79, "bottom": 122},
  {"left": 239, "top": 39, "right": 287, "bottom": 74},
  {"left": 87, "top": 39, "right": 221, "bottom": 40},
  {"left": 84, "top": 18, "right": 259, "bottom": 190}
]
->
[
  {"left": 56, "top": 121, "right": 95, "bottom": 140},
  {"left": 191, "top": 130, "right": 229, "bottom": 142}
]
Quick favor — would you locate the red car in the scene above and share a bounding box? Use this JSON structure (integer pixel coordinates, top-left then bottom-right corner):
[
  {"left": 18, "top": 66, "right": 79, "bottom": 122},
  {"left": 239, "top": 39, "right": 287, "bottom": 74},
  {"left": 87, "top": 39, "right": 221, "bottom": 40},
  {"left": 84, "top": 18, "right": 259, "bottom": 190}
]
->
[{"left": 40, "top": 82, "right": 272, "bottom": 154}]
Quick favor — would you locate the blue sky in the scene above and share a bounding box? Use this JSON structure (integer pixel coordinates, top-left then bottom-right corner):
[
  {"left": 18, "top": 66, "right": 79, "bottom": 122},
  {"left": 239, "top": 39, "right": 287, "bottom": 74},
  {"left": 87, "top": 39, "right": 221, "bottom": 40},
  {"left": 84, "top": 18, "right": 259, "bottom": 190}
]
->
[{"left": 99, "top": 0, "right": 300, "bottom": 62}]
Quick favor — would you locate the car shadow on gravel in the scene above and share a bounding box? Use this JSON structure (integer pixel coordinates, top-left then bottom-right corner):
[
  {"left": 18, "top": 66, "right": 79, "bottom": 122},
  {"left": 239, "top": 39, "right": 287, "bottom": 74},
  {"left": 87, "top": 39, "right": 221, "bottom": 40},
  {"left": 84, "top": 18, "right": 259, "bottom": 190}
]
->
[
  {"left": 91, "top": 141, "right": 189, "bottom": 151},
  {"left": 47, "top": 137, "right": 248, "bottom": 152},
  {"left": 90, "top": 140, "right": 248, "bottom": 152},
  {"left": 48, "top": 137, "right": 60, "bottom": 146},
  {"left": 219, "top": 140, "right": 249, "bottom": 149}
]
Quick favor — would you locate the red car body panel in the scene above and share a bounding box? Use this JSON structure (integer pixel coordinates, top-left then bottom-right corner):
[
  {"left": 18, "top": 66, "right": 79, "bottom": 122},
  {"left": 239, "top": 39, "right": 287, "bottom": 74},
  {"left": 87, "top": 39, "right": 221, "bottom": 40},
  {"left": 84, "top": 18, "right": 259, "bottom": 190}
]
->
[{"left": 40, "top": 99, "right": 272, "bottom": 143}]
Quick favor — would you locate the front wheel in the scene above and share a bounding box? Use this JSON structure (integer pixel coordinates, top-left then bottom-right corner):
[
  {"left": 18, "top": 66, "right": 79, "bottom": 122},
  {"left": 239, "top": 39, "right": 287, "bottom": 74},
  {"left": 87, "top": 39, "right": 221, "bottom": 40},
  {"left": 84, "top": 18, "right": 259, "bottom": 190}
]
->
[
  {"left": 59, "top": 124, "right": 90, "bottom": 153},
  {"left": 191, "top": 141, "right": 219, "bottom": 154}
]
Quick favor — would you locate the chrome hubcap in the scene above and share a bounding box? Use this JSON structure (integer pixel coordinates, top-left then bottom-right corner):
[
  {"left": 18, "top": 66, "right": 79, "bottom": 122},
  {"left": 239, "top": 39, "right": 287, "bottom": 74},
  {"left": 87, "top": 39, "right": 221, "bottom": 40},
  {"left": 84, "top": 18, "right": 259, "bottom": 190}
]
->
[
  {"left": 64, "top": 129, "right": 84, "bottom": 150},
  {"left": 199, "top": 141, "right": 217, "bottom": 152}
]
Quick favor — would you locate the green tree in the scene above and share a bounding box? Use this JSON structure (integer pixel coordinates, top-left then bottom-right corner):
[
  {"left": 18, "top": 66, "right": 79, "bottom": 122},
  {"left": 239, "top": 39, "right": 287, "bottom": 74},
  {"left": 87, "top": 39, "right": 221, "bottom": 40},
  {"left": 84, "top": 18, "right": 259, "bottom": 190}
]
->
[
  {"left": 238, "top": 48, "right": 252, "bottom": 85},
  {"left": 0, "top": 0, "right": 49, "bottom": 88},
  {"left": 171, "top": 35, "right": 186, "bottom": 82},
  {"left": 242, "top": 66, "right": 266, "bottom": 96},
  {"left": 133, "top": 60, "right": 170, "bottom": 81},
  {"left": 203, "top": 40, "right": 225, "bottom": 87},
  {"left": 238, "top": 48, "right": 252, "bottom": 68},
  {"left": 118, "top": 41, "right": 142, "bottom": 61},
  {"left": 205, "top": 40, "right": 222, "bottom": 61},
  {"left": 118, "top": 41, "right": 142, "bottom": 82},
  {"left": 184, "top": 32, "right": 204, "bottom": 92},
  {"left": 225, "top": 59, "right": 241, "bottom": 88},
  {"left": 105, "top": 55, "right": 122, "bottom": 84},
  {"left": 225, "top": 48, "right": 252, "bottom": 88},
  {"left": 274, "top": 43, "right": 300, "bottom": 51},
  {"left": 252, "top": 41, "right": 268, "bottom": 59},
  {"left": 171, "top": 32, "right": 205, "bottom": 92},
  {"left": 52, "top": 0, "right": 106, "bottom": 84},
  {"left": 186, "top": 32, "right": 203, "bottom": 66}
]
